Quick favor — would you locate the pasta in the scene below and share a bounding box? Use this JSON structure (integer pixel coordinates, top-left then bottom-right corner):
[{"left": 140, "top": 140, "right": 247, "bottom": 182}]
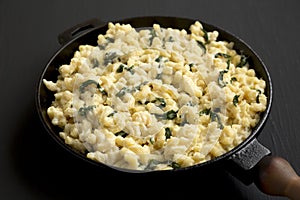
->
[{"left": 43, "top": 21, "right": 267, "bottom": 171}]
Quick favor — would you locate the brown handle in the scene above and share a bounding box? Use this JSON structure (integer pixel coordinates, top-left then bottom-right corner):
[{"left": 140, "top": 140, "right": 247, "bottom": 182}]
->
[{"left": 255, "top": 155, "right": 300, "bottom": 200}]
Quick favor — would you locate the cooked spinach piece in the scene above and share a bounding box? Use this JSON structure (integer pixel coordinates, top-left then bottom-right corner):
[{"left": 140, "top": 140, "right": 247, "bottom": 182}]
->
[
  {"left": 99, "top": 87, "right": 108, "bottom": 95},
  {"left": 169, "top": 161, "right": 181, "bottom": 169},
  {"left": 134, "top": 81, "right": 149, "bottom": 91},
  {"left": 116, "top": 87, "right": 128, "bottom": 97},
  {"left": 78, "top": 105, "right": 96, "bottom": 116},
  {"left": 116, "top": 64, "right": 125, "bottom": 73},
  {"left": 202, "top": 28, "right": 209, "bottom": 43},
  {"left": 138, "top": 97, "right": 166, "bottom": 108},
  {"left": 153, "top": 97, "right": 166, "bottom": 108},
  {"left": 149, "top": 137, "right": 155, "bottom": 145},
  {"left": 236, "top": 54, "right": 248, "bottom": 67},
  {"left": 215, "top": 53, "right": 231, "bottom": 69},
  {"left": 196, "top": 40, "right": 206, "bottom": 54},
  {"left": 115, "top": 130, "right": 128, "bottom": 137},
  {"left": 199, "top": 108, "right": 211, "bottom": 116},
  {"left": 103, "top": 51, "right": 118, "bottom": 66},
  {"left": 126, "top": 65, "right": 135, "bottom": 74},
  {"left": 145, "top": 159, "right": 163, "bottom": 171},
  {"left": 218, "top": 70, "right": 228, "bottom": 88},
  {"left": 145, "top": 159, "right": 179, "bottom": 170},
  {"left": 189, "top": 63, "right": 194, "bottom": 72},
  {"left": 233, "top": 94, "right": 240, "bottom": 106},
  {"left": 91, "top": 58, "right": 99, "bottom": 68},
  {"left": 116, "top": 64, "right": 134, "bottom": 74},
  {"left": 215, "top": 53, "right": 231, "bottom": 59},
  {"left": 230, "top": 77, "right": 237, "bottom": 83},
  {"left": 98, "top": 37, "right": 115, "bottom": 50},
  {"left": 165, "top": 127, "right": 172, "bottom": 139},
  {"left": 79, "top": 80, "right": 107, "bottom": 95},
  {"left": 107, "top": 111, "right": 117, "bottom": 117},
  {"left": 116, "top": 82, "right": 149, "bottom": 98},
  {"left": 149, "top": 28, "right": 157, "bottom": 46},
  {"left": 106, "top": 37, "right": 114, "bottom": 43},
  {"left": 256, "top": 89, "right": 261, "bottom": 103},
  {"left": 155, "top": 110, "right": 178, "bottom": 120},
  {"left": 155, "top": 56, "right": 163, "bottom": 63},
  {"left": 167, "top": 36, "right": 175, "bottom": 42},
  {"left": 80, "top": 80, "right": 98, "bottom": 93},
  {"left": 166, "top": 110, "right": 178, "bottom": 120},
  {"left": 155, "top": 73, "right": 163, "bottom": 79},
  {"left": 210, "top": 110, "right": 224, "bottom": 129},
  {"left": 226, "top": 59, "right": 231, "bottom": 69}
]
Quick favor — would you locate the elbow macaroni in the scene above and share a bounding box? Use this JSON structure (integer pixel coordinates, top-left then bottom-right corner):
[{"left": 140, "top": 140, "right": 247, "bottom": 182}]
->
[{"left": 43, "top": 21, "right": 267, "bottom": 171}]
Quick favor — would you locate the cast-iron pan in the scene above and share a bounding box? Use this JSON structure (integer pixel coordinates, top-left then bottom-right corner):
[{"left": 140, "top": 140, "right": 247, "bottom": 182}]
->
[{"left": 36, "top": 16, "right": 300, "bottom": 198}]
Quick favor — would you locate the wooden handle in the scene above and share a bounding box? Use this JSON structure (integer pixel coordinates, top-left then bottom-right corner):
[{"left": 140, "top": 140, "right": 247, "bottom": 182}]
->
[{"left": 255, "top": 155, "right": 300, "bottom": 200}]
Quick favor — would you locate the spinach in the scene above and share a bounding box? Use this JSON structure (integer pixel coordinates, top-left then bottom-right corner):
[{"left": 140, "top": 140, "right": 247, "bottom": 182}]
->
[
  {"left": 210, "top": 110, "right": 224, "bottom": 129},
  {"left": 256, "top": 89, "right": 261, "bottom": 103},
  {"left": 153, "top": 97, "right": 166, "bottom": 108},
  {"left": 226, "top": 59, "right": 231, "bottom": 69},
  {"left": 145, "top": 159, "right": 162, "bottom": 171},
  {"left": 202, "top": 28, "right": 209, "bottom": 43},
  {"left": 78, "top": 105, "right": 96, "bottom": 117},
  {"left": 236, "top": 54, "right": 248, "bottom": 68},
  {"left": 149, "top": 137, "right": 155, "bottom": 145},
  {"left": 165, "top": 110, "right": 178, "bottom": 120},
  {"left": 115, "top": 130, "right": 128, "bottom": 137},
  {"left": 149, "top": 28, "right": 157, "bottom": 46},
  {"left": 165, "top": 127, "right": 172, "bottom": 139},
  {"left": 116, "top": 64, "right": 134, "bottom": 74},
  {"left": 79, "top": 80, "right": 107, "bottom": 95},
  {"left": 116, "top": 82, "right": 149, "bottom": 98},
  {"left": 189, "top": 63, "right": 194, "bottom": 72},
  {"left": 107, "top": 111, "right": 117, "bottom": 117},
  {"left": 167, "top": 36, "right": 175, "bottom": 42},
  {"left": 90, "top": 58, "right": 99, "bottom": 68},
  {"left": 155, "top": 110, "right": 178, "bottom": 120},
  {"left": 134, "top": 81, "right": 149, "bottom": 91},
  {"left": 215, "top": 53, "right": 231, "bottom": 59},
  {"left": 196, "top": 40, "right": 206, "bottom": 54},
  {"left": 98, "top": 37, "right": 115, "bottom": 50},
  {"left": 116, "top": 64, "right": 125, "bottom": 73},
  {"left": 145, "top": 159, "right": 180, "bottom": 171},
  {"left": 138, "top": 97, "right": 166, "bottom": 108},
  {"left": 218, "top": 70, "right": 228, "bottom": 88},
  {"left": 155, "top": 56, "right": 163, "bottom": 63},
  {"left": 233, "top": 94, "right": 240, "bottom": 106},
  {"left": 116, "top": 87, "right": 128, "bottom": 97},
  {"left": 199, "top": 108, "right": 211, "bottom": 116},
  {"left": 215, "top": 53, "right": 231, "bottom": 69},
  {"left": 103, "top": 51, "right": 118, "bottom": 66},
  {"left": 230, "top": 77, "right": 237, "bottom": 83},
  {"left": 169, "top": 161, "right": 181, "bottom": 169},
  {"left": 126, "top": 65, "right": 135, "bottom": 74}
]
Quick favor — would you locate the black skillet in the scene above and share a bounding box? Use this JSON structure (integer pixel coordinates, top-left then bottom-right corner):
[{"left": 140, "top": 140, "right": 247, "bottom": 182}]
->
[{"left": 35, "top": 16, "right": 300, "bottom": 198}]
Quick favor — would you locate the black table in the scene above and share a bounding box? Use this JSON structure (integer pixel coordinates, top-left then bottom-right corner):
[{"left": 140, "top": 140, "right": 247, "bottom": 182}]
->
[{"left": 1, "top": 0, "right": 299, "bottom": 199}]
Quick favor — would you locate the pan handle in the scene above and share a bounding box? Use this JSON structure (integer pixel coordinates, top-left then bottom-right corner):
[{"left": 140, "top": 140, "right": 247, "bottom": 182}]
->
[
  {"left": 58, "top": 18, "right": 105, "bottom": 45},
  {"left": 226, "top": 138, "right": 300, "bottom": 199},
  {"left": 229, "top": 138, "right": 271, "bottom": 172},
  {"left": 225, "top": 138, "right": 270, "bottom": 184},
  {"left": 255, "top": 155, "right": 300, "bottom": 199}
]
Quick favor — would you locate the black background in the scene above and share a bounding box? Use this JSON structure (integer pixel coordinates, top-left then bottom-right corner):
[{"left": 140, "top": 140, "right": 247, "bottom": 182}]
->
[{"left": 1, "top": 0, "right": 300, "bottom": 199}]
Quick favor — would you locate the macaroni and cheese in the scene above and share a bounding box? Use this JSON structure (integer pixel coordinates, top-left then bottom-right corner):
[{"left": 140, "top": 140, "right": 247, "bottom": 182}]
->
[{"left": 43, "top": 21, "right": 267, "bottom": 171}]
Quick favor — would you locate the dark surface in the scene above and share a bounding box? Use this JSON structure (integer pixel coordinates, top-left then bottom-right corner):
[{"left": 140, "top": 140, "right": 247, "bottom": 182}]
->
[{"left": 1, "top": 0, "right": 299, "bottom": 199}]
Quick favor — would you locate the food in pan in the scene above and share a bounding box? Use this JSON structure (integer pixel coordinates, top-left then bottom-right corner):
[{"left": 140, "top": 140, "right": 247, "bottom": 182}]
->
[{"left": 43, "top": 21, "right": 267, "bottom": 171}]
